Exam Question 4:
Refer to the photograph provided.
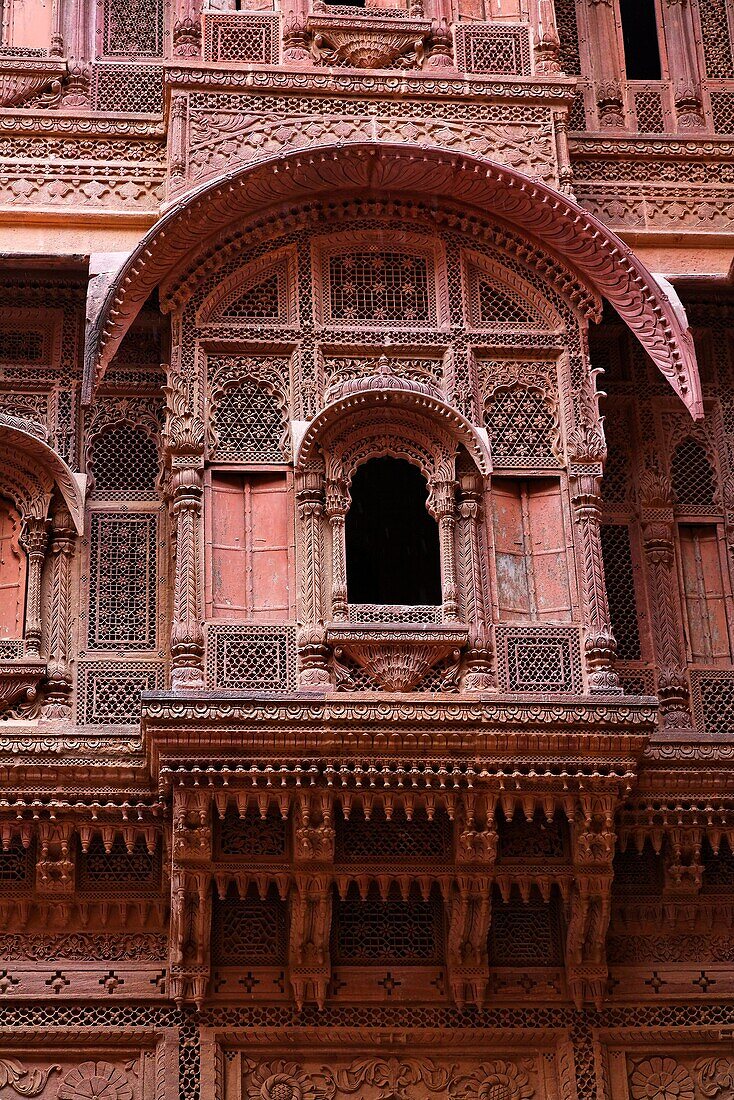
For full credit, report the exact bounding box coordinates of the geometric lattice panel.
[691,669,734,735]
[335,808,453,864]
[203,14,280,63]
[77,661,164,725]
[205,624,297,691]
[87,513,158,650]
[91,425,159,500]
[495,625,582,693]
[326,252,432,324]
[332,897,445,966]
[211,894,287,966]
[498,813,567,860]
[670,437,717,509]
[100,0,164,56]
[216,807,288,859]
[454,24,531,75]
[485,388,557,466]
[92,64,164,113]
[489,892,565,967]
[78,837,160,892]
[600,524,642,661]
[210,380,288,463]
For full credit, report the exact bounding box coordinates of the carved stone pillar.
[580,0,626,128]
[661,0,705,130]
[534,0,561,74]
[640,487,691,726]
[457,470,494,691]
[429,478,460,622]
[42,505,76,719]
[170,464,205,691]
[165,375,206,692]
[297,465,331,690]
[170,787,212,1009]
[21,516,49,659]
[566,793,616,1009]
[570,467,621,692]
[50,0,65,55]
[325,477,349,623]
[173,0,203,57]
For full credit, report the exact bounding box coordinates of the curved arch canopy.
[84,142,702,419]
[0,418,85,533]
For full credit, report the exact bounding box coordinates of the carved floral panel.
[600,1031,734,1100]
[0,1028,177,1100]
[202,1030,573,1100]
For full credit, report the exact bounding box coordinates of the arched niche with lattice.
[196,245,298,328]
[311,230,449,330]
[206,355,291,464]
[670,434,719,512]
[462,251,564,333]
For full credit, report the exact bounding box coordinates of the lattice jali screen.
[92,64,164,113]
[632,86,666,134]
[489,893,565,967]
[324,250,433,325]
[0,840,31,884]
[691,669,734,735]
[97,0,164,56]
[710,89,734,134]
[615,663,656,698]
[495,625,582,693]
[77,660,164,725]
[474,278,545,329]
[78,838,160,892]
[209,379,288,463]
[211,892,288,966]
[700,0,734,78]
[484,388,559,467]
[554,0,581,75]
[216,806,288,859]
[0,328,43,363]
[454,24,531,76]
[90,424,159,500]
[335,808,452,863]
[670,437,718,509]
[203,13,281,63]
[331,896,445,965]
[498,814,567,860]
[347,603,442,625]
[205,624,297,691]
[0,640,24,661]
[600,524,642,661]
[88,513,158,651]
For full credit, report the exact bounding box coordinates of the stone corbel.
[447,874,493,1009]
[289,871,333,1011]
[565,794,616,1008]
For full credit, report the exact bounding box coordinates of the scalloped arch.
[84,142,702,419]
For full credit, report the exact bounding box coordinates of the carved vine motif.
[0,1059,59,1097]
[244,1057,537,1100]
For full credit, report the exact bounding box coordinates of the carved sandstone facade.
[0,0,731,1098]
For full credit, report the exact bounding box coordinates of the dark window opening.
[620,0,662,79]
[346,457,442,606]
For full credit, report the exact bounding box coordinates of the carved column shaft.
[661,0,705,129]
[571,471,620,692]
[22,517,49,658]
[642,516,691,726]
[170,464,205,691]
[326,478,349,623]
[430,479,460,622]
[296,469,331,690]
[457,473,493,690]
[581,0,626,128]
[43,505,76,717]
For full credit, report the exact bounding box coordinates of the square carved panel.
[596,1027,734,1099]
[201,1027,575,1100]
[0,1027,178,1100]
